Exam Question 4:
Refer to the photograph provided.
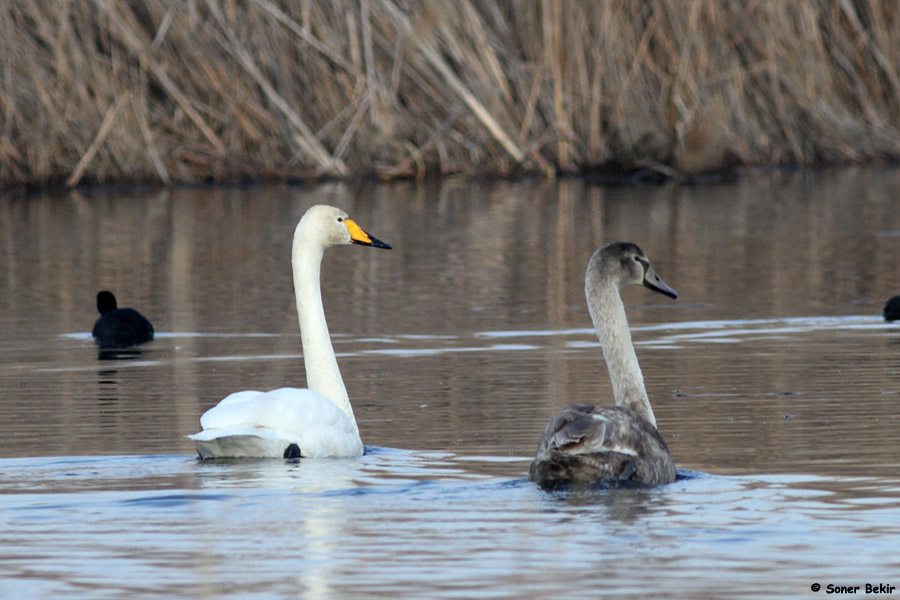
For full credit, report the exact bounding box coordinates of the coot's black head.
[96,291,118,314]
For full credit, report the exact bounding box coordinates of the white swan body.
[188,389,362,458]
[529,242,678,488]
[189,205,391,459]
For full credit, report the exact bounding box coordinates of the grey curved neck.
[587,282,657,427]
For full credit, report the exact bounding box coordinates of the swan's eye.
[337,217,343,222]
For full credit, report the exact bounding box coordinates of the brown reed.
[2,0,900,187]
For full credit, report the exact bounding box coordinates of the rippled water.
[2,169,900,597]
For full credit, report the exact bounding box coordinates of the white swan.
[529,242,678,488]
[188,205,391,459]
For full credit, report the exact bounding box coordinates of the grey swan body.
[529,242,678,489]
[92,291,154,348]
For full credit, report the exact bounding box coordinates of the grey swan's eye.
[337,217,343,222]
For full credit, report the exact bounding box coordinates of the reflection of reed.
[170,197,199,448]
[2,170,900,472]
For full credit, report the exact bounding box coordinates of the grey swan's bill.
[885,295,900,322]
[529,242,678,489]
[188,205,391,459]
[92,291,154,348]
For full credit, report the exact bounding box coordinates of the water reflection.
[97,347,147,361]
[5,171,900,598]
[1,169,900,471]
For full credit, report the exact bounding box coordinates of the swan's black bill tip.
[352,236,391,250]
[643,279,677,299]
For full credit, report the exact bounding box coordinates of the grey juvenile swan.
[188,205,391,459]
[529,242,678,489]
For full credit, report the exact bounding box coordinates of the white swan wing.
[206,390,267,411]
[188,387,363,458]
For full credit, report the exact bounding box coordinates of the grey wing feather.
[530,404,675,487]
[536,405,644,459]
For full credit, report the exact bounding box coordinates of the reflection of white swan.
[529,242,678,488]
[189,205,391,459]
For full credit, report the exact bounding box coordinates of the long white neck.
[586,279,657,427]
[292,231,357,427]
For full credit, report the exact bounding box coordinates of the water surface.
[2,169,900,597]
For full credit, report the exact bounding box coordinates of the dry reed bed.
[2,0,900,187]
